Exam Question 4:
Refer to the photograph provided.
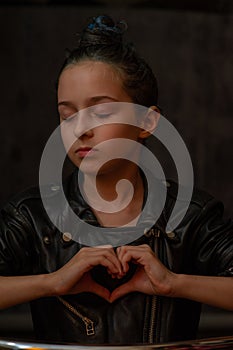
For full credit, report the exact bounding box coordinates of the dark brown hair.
[58,15,158,108]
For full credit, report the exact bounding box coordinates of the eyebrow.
[57,96,119,108]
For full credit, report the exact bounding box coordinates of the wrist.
[42,272,61,297]
[163,271,179,297]
[169,273,190,298]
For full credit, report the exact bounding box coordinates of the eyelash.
[62,113,77,122]
[61,109,113,122]
[93,112,112,118]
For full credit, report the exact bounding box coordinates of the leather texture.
[0,170,232,344]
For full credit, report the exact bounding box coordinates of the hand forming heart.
[84,244,174,303]
[77,263,155,303]
[54,244,174,302]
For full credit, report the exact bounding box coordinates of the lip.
[75,147,96,158]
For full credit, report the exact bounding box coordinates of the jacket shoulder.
[3,183,64,211]
[161,179,225,239]
[166,179,215,208]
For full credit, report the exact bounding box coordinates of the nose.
[73,110,94,139]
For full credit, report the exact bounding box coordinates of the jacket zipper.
[57,296,95,336]
[148,295,157,343]
[146,228,161,343]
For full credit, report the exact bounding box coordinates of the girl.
[0,15,232,344]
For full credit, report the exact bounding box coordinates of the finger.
[80,279,111,302]
[95,255,121,275]
[79,248,122,274]
[89,282,111,302]
[116,247,129,274]
[110,283,134,303]
[91,247,123,273]
[106,268,119,279]
[118,245,154,269]
[117,246,143,273]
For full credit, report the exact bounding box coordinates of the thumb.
[87,281,111,302]
[110,282,134,303]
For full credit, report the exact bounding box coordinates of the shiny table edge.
[0,336,233,350]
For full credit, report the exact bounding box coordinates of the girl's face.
[57,60,146,175]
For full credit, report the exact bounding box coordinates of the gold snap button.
[51,185,60,191]
[162,180,171,188]
[62,232,72,242]
[166,231,176,238]
[43,236,51,245]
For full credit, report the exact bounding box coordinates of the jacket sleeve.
[0,201,35,276]
[189,198,233,277]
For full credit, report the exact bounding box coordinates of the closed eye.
[93,112,112,118]
[61,112,78,122]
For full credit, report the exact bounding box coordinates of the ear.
[139,106,160,140]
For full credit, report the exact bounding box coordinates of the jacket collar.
[66,168,167,235]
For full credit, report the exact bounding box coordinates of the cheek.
[115,126,142,143]
[98,125,140,140]
[60,122,77,153]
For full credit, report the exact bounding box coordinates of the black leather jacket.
[0,170,232,344]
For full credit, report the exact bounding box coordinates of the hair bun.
[79,15,127,48]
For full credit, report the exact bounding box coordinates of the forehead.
[58,61,129,101]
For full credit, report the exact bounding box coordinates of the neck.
[81,161,144,224]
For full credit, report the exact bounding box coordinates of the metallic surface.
[1,336,233,349]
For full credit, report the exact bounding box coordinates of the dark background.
[0,0,232,343]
